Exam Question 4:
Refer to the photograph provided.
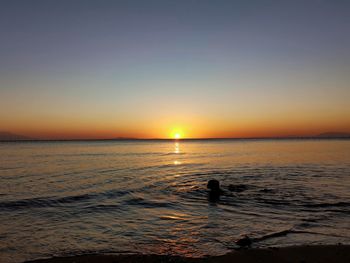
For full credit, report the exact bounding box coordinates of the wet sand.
[25,244,350,263]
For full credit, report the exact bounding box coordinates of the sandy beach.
[24,245,350,263]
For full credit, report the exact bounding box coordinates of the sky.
[1,0,349,139]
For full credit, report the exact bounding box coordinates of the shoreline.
[24,244,350,263]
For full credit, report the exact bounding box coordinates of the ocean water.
[0,139,349,263]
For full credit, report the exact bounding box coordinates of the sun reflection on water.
[174,142,180,154]
[173,142,181,165]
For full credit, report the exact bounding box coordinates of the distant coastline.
[1,132,350,142]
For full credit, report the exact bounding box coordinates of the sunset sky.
[1,0,349,139]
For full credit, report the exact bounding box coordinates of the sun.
[170,128,184,139]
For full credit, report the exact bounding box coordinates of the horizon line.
[1,135,350,142]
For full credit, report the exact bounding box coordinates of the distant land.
[1,131,350,141]
[0,131,33,141]
[316,132,350,138]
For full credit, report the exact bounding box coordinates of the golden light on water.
[174,142,180,154]
[173,141,181,165]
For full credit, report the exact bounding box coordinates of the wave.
[303,201,350,208]
[123,197,174,208]
[235,228,350,247]
[0,189,130,211]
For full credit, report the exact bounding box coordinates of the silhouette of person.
[207,179,224,202]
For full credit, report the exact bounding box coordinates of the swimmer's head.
[207,179,221,192]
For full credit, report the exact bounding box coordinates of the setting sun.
[170,128,184,139]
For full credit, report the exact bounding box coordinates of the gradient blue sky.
[1,0,349,138]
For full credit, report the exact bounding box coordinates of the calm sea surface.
[0,139,349,262]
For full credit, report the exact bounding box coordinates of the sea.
[0,139,349,263]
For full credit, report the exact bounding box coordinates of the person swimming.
[207,179,224,201]
[207,179,249,202]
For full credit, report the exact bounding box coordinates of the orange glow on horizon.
[4,113,350,140]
